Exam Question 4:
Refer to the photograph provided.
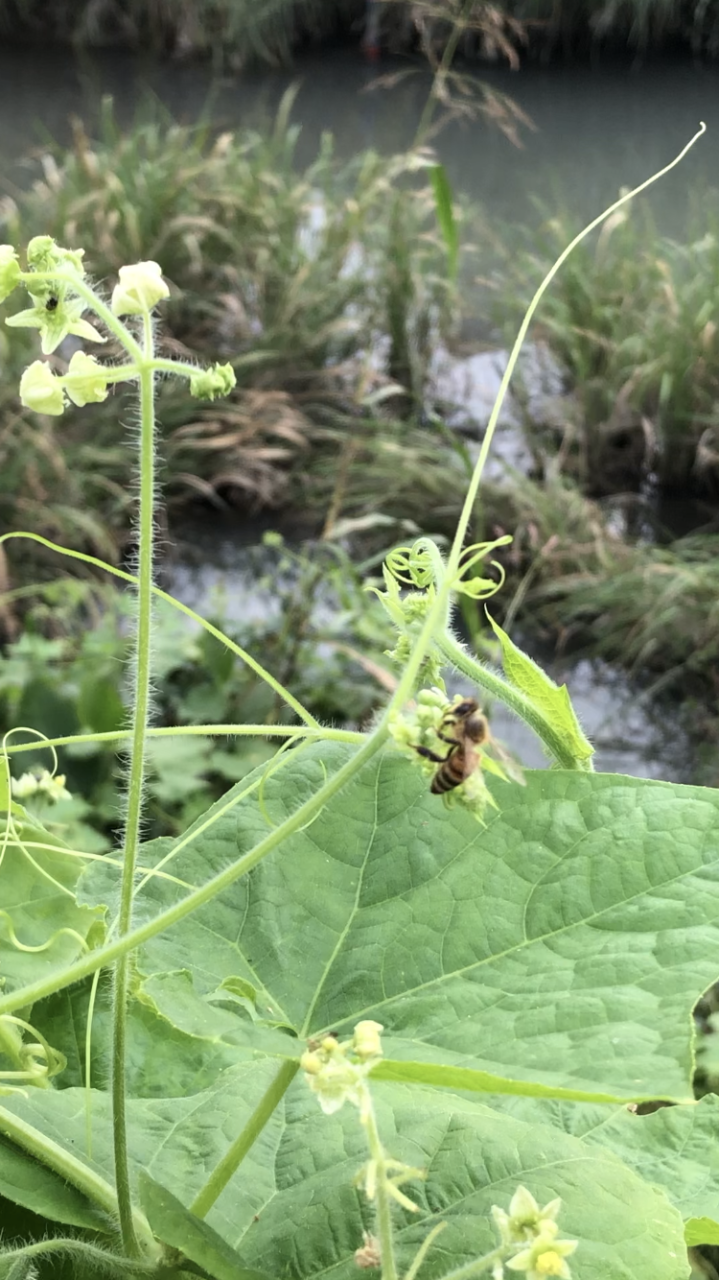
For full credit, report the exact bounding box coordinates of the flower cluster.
[301,1020,384,1117]
[492,1187,577,1280]
[11,768,71,804]
[0,239,237,416]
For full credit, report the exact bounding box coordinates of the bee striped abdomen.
[430,751,466,793]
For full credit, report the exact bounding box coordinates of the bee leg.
[413,745,452,764]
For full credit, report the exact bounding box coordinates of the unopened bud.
[111,260,169,315]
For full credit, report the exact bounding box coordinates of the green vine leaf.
[490,1092,719,1248]
[0,1135,109,1231]
[0,1079,687,1280]
[685,1217,719,1246]
[486,612,594,763]
[77,745,719,1101]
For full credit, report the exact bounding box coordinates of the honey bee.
[414,697,525,796]
[414,697,489,794]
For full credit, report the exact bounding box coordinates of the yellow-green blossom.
[189,362,237,400]
[492,1187,562,1247]
[0,246,20,302]
[7,296,105,356]
[63,351,110,406]
[301,1021,384,1115]
[19,361,65,416]
[111,260,169,315]
[506,1233,577,1279]
[301,1047,366,1115]
[11,769,71,803]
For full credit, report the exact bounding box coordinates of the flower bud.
[111,261,169,315]
[353,1020,383,1061]
[189,362,236,401]
[26,236,85,277]
[19,360,65,416]
[63,351,110,406]
[0,246,20,302]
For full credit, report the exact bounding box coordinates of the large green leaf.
[0,1136,108,1231]
[491,1093,719,1247]
[0,1077,687,1280]
[79,745,719,1101]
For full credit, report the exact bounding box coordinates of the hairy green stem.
[0,728,388,1019]
[0,532,321,729]
[4,725,364,756]
[191,1059,298,1218]
[437,633,588,770]
[0,1239,154,1277]
[112,316,156,1259]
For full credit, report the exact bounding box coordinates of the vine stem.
[4,725,364,757]
[111,311,156,1259]
[191,1060,298,1218]
[360,1088,398,1280]
[385,124,708,727]
[445,122,707,587]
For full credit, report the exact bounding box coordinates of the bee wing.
[483,733,526,786]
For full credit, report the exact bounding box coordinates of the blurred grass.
[488,197,719,494]
[0,1,717,61]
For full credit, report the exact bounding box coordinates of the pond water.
[1,42,714,785]
[1,46,716,229]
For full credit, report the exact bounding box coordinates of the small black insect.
[45,296,59,312]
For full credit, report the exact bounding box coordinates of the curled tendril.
[384,544,436,589]
[0,908,88,955]
[0,1013,67,1085]
[450,536,513,600]
[384,535,512,600]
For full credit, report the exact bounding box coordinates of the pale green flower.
[0,246,20,302]
[506,1234,577,1279]
[7,295,105,355]
[11,769,71,802]
[301,1049,364,1115]
[111,260,169,315]
[189,362,237,400]
[493,1188,562,1246]
[63,351,110,406]
[301,1021,384,1115]
[19,360,65,416]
